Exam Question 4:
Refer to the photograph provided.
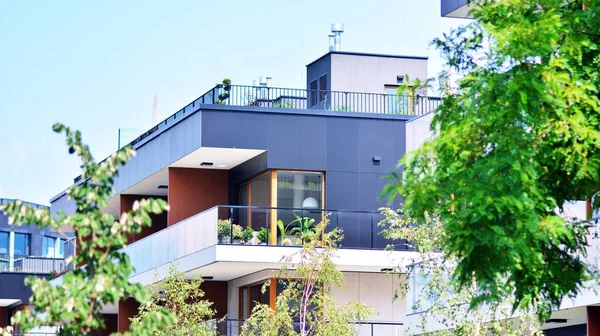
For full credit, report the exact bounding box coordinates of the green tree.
[0,124,175,335]
[131,263,216,336]
[383,0,600,320]
[242,222,375,336]
[379,207,544,336]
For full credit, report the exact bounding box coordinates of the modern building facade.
[45,49,440,335]
[0,198,72,329]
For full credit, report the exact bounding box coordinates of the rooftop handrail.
[0,198,48,209]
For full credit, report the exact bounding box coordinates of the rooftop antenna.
[152,95,159,126]
[331,23,344,51]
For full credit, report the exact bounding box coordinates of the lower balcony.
[123,205,415,279]
[0,254,69,274]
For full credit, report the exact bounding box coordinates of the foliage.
[383,0,600,320]
[216,78,232,104]
[131,263,215,336]
[232,224,244,240]
[379,207,543,336]
[272,101,295,109]
[277,219,293,245]
[241,227,254,243]
[0,124,175,335]
[217,219,232,238]
[289,215,317,243]
[257,227,269,243]
[243,221,375,336]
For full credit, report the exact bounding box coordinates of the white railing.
[122,207,218,276]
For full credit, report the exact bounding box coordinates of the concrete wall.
[329,53,428,94]
[226,271,405,324]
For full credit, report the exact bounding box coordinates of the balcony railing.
[216,205,412,251]
[122,85,441,157]
[211,318,404,336]
[122,205,413,277]
[0,254,69,274]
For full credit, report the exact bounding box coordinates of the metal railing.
[216,205,412,251]
[0,198,48,210]
[212,318,404,336]
[0,254,69,274]
[225,84,441,115]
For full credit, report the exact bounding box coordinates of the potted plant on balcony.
[232,224,244,244]
[241,227,254,245]
[277,219,293,246]
[257,227,269,245]
[290,215,317,245]
[217,219,232,244]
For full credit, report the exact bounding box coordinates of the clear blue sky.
[0,0,465,205]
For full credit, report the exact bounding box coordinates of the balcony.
[0,254,69,274]
[123,206,414,278]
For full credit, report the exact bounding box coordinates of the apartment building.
[0,198,71,329]
[43,42,441,334]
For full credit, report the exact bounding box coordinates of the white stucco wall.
[226,271,406,335]
[330,54,428,94]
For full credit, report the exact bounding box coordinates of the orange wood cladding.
[120,194,168,243]
[200,281,228,318]
[0,307,5,328]
[168,168,228,226]
[117,298,140,333]
[589,306,600,336]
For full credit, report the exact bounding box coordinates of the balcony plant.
[290,215,317,245]
[277,220,293,246]
[217,219,232,244]
[241,227,254,244]
[232,224,244,244]
[257,227,269,245]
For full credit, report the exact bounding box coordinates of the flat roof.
[306,51,428,67]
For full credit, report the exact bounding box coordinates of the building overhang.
[441,0,473,18]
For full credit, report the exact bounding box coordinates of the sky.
[0,0,466,205]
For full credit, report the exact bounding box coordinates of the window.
[0,232,8,254]
[310,80,318,107]
[43,236,64,258]
[318,74,328,102]
[276,171,323,228]
[13,233,30,256]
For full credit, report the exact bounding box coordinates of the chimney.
[328,34,335,51]
[331,23,344,51]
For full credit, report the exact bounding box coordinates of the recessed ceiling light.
[202,276,214,280]
[200,162,214,167]
[380,268,394,273]
[157,185,168,189]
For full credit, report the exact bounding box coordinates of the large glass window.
[43,236,64,258]
[13,233,30,256]
[0,232,8,254]
[276,171,323,228]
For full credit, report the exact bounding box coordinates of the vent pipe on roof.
[331,23,344,51]
[328,34,335,51]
